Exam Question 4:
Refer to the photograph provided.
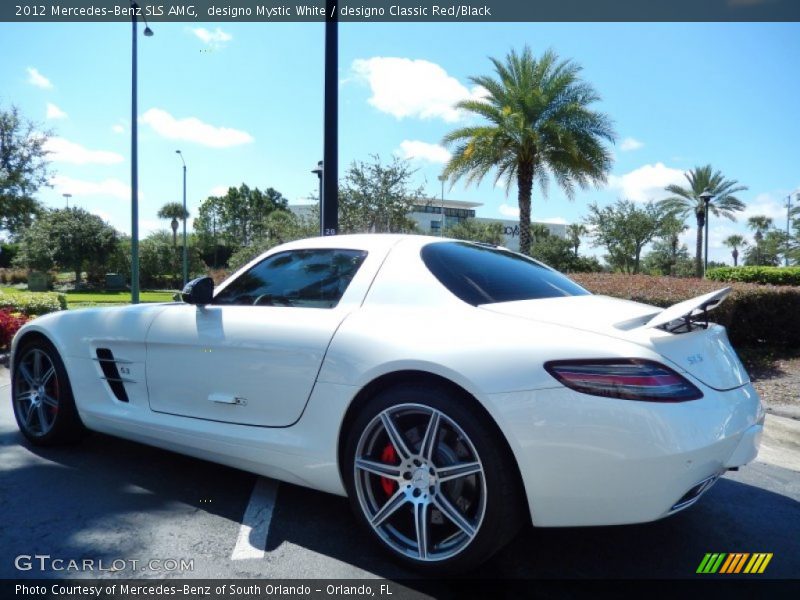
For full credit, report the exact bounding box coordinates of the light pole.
[312,161,323,235]
[62,193,72,208]
[437,175,446,236]
[700,188,714,276]
[130,1,153,304]
[786,192,799,267]
[175,150,187,286]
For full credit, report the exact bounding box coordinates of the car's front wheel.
[12,338,86,446]
[343,384,522,572]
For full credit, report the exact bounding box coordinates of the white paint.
[231,478,278,560]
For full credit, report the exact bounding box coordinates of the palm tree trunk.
[517,162,534,255]
[694,209,705,278]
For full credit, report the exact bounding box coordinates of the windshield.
[421,242,590,306]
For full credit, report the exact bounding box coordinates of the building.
[290,198,567,252]
[412,199,567,252]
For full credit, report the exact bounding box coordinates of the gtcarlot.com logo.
[696,552,773,574]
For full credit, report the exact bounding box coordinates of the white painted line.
[231,477,279,560]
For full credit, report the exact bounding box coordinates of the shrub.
[0,309,29,349]
[0,290,66,316]
[570,273,800,349]
[0,268,28,285]
[706,266,800,287]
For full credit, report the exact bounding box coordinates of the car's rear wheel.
[12,339,86,446]
[343,384,522,572]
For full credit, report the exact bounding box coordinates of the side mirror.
[181,276,214,305]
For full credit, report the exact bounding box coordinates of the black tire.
[343,383,523,573]
[11,337,86,446]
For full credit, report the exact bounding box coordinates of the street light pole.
[176,150,187,286]
[786,192,798,267]
[130,1,153,304]
[700,188,714,277]
[312,161,323,235]
[62,193,72,208]
[437,175,446,236]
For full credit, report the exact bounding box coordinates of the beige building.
[290,198,567,252]
[410,199,567,252]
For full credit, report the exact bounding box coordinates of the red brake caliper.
[380,444,397,496]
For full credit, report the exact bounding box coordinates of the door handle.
[209,393,247,406]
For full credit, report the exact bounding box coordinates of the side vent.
[95,348,130,402]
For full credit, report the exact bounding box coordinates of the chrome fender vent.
[95,348,130,403]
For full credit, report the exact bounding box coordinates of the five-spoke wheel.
[12,339,85,445]
[344,384,522,572]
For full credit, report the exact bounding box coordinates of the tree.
[445,219,505,245]
[658,165,747,277]
[338,155,422,234]
[0,105,50,238]
[586,200,667,274]
[566,224,588,257]
[157,202,190,246]
[14,208,119,284]
[530,235,602,273]
[722,234,747,266]
[747,215,773,266]
[138,230,205,288]
[442,46,615,255]
[194,184,289,250]
[227,211,317,271]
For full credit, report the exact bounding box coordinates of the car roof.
[272,233,449,253]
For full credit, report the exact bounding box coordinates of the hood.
[480,293,748,391]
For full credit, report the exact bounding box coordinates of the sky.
[1,21,799,263]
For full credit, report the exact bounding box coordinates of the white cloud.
[620,137,644,152]
[209,185,230,197]
[44,137,124,165]
[351,57,486,123]
[46,103,67,120]
[190,27,232,46]
[741,192,789,223]
[397,140,451,164]
[499,203,519,218]
[112,124,125,134]
[141,108,254,148]
[27,67,53,89]
[607,162,686,202]
[50,175,136,200]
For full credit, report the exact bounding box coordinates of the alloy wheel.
[353,403,487,562]
[14,348,60,437]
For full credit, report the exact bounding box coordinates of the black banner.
[4,579,800,600]
[3,0,800,23]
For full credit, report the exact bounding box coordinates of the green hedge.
[0,290,67,316]
[571,273,800,349]
[706,266,800,286]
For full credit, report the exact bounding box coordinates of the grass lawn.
[0,286,176,308]
[64,290,177,307]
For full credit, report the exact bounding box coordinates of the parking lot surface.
[1,366,798,581]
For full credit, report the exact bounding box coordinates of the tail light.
[544,358,703,402]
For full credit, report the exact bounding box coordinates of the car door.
[145,248,368,427]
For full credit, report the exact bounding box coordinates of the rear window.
[421,242,589,306]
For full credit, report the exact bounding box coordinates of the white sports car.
[10,234,763,571]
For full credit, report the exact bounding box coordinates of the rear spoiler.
[644,287,732,330]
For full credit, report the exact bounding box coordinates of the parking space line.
[231,477,279,560]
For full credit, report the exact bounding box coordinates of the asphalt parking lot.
[1,366,798,582]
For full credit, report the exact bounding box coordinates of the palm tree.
[157,202,190,246]
[722,234,747,267]
[658,165,747,277]
[442,47,615,255]
[566,223,588,257]
[530,223,551,244]
[747,215,773,266]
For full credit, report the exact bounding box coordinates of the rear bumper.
[486,382,763,527]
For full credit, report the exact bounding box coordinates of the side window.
[213,249,368,308]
